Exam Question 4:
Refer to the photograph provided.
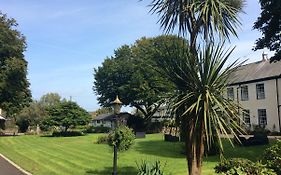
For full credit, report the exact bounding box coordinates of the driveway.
[0,154,30,175]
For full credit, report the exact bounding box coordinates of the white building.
[91,112,131,128]
[227,55,281,132]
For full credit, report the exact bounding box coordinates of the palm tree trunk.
[186,119,205,175]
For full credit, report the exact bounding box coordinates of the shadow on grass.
[204,140,272,163]
[134,140,185,158]
[86,166,137,175]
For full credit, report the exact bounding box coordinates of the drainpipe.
[236,85,241,125]
[276,78,281,132]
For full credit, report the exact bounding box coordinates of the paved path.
[0,154,30,175]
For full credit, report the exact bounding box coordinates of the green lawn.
[0,134,271,175]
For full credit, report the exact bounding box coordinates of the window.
[258,109,267,126]
[227,87,234,100]
[241,86,249,101]
[97,120,100,124]
[256,83,265,99]
[242,110,250,126]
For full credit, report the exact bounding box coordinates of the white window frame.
[242,109,250,126]
[241,86,249,101]
[227,87,234,100]
[256,83,265,99]
[258,109,267,126]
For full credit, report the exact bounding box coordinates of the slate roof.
[94,113,115,121]
[229,59,281,85]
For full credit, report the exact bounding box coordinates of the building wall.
[228,78,281,132]
[91,120,113,128]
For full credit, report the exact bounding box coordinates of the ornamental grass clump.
[137,160,167,175]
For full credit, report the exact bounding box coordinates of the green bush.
[52,131,84,137]
[146,122,164,134]
[214,158,276,175]
[96,135,108,144]
[84,125,110,133]
[262,140,281,175]
[136,160,166,175]
[127,115,145,132]
[16,118,30,133]
[108,125,135,151]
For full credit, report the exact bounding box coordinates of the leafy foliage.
[84,125,111,133]
[108,125,135,151]
[253,0,281,61]
[137,160,167,175]
[16,100,48,130]
[41,101,91,132]
[51,131,84,137]
[93,107,113,116]
[0,13,31,117]
[148,0,244,51]
[155,42,243,174]
[39,93,61,106]
[214,158,276,175]
[16,117,29,133]
[96,135,109,144]
[127,115,145,132]
[262,140,281,174]
[93,35,183,119]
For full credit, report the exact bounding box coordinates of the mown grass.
[0,134,271,175]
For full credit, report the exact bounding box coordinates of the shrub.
[127,115,145,132]
[146,122,164,134]
[16,118,30,133]
[96,135,109,144]
[136,160,167,175]
[85,126,110,133]
[52,131,84,137]
[262,140,281,175]
[214,158,276,175]
[108,125,135,151]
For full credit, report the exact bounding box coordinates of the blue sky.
[0,0,272,111]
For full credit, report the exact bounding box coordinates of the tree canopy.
[39,92,62,107]
[148,0,244,51]
[94,35,185,119]
[0,12,31,117]
[253,0,281,61]
[42,101,91,132]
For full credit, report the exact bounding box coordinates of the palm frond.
[156,42,245,156]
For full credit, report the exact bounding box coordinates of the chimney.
[262,52,268,61]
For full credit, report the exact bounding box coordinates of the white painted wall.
[228,78,281,132]
[91,120,113,128]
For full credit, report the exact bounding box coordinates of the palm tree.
[155,43,244,175]
[149,0,244,52]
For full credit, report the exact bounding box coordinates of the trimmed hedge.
[52,131,84,137]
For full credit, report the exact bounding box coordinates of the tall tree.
[0,12,31,117]
[39,92,61,106]
[94,35,181,120]
[156,43,243,175]
[147,0,244,174]
[253,0,281,61]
